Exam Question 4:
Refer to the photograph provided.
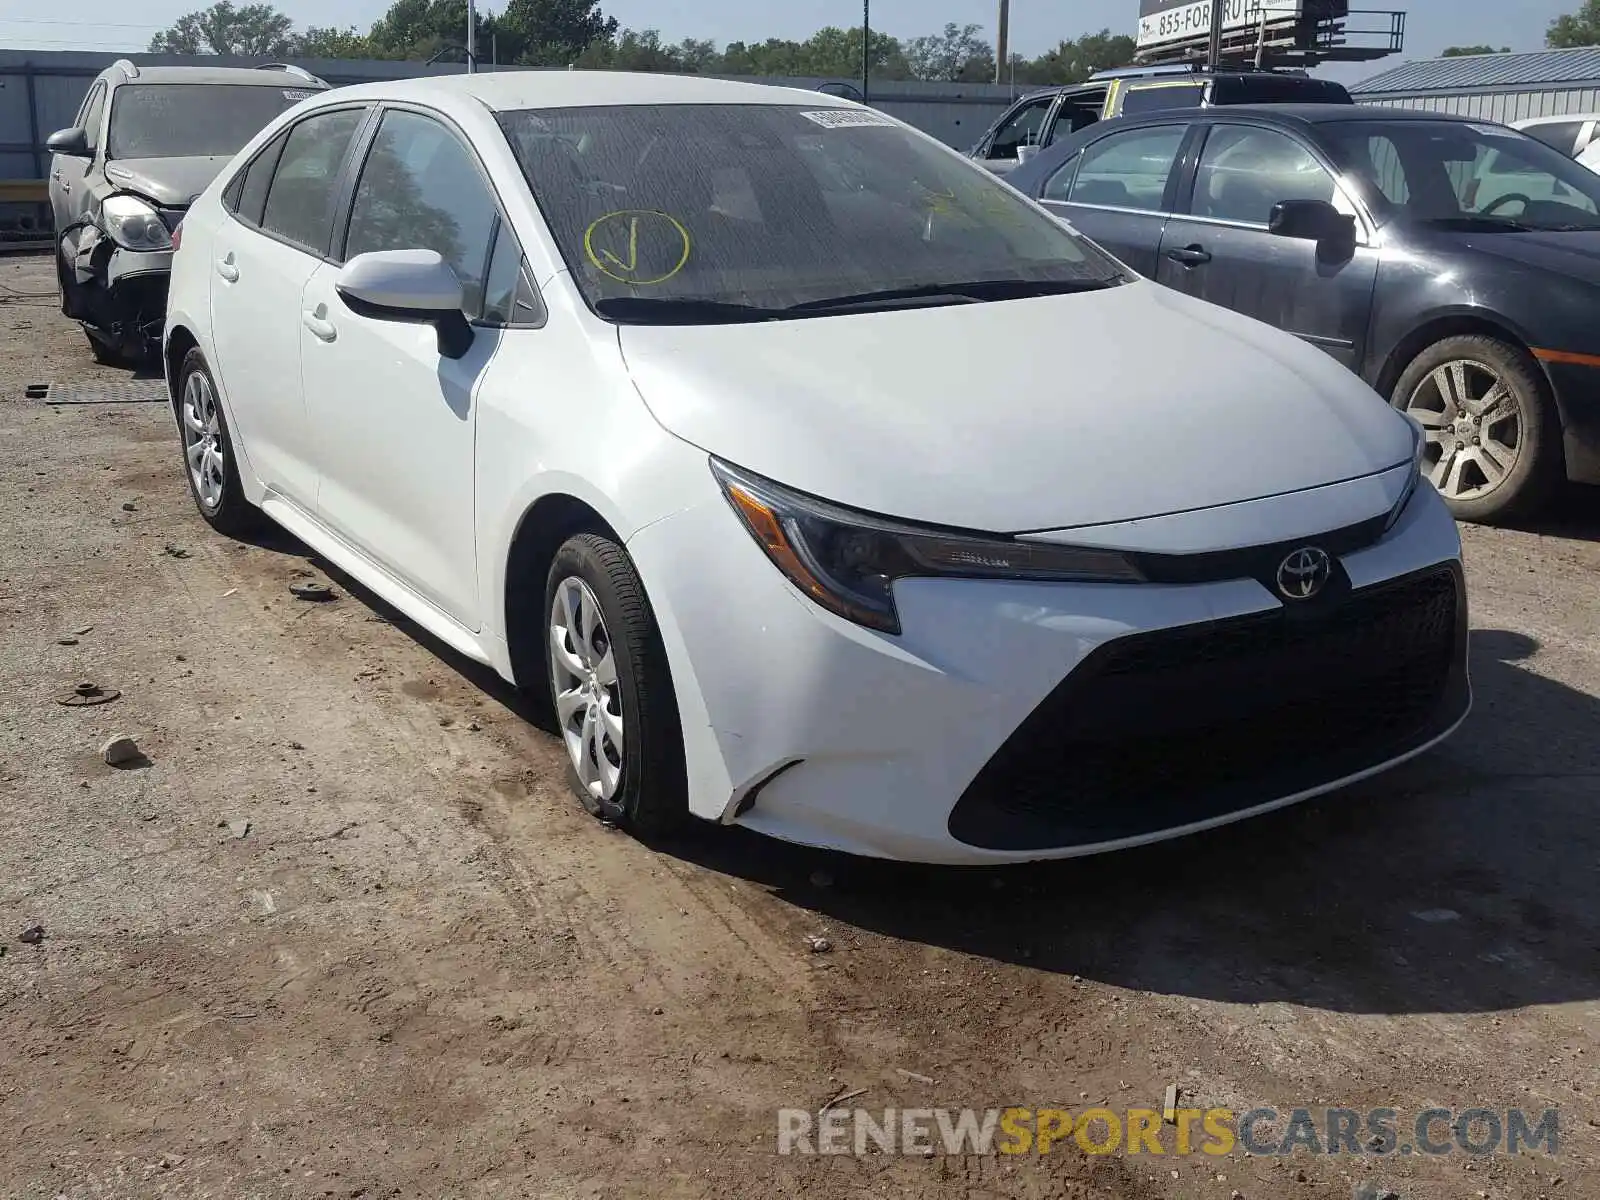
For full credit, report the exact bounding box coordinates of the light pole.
[466,0,477,73]
[861,0,870,104]
[995,0,1009,85]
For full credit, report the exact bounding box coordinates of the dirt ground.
[2,249,1598,1200]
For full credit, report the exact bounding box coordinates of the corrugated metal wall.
[1365,87,1600,123]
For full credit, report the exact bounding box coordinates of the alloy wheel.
[181,371,226,511]
[549,576,624,802]
[1404,358,1523,502]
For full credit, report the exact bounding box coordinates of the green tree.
[1549,0,1600,47]
[904,22,993,81]
[1441,44,1509,56]
[500,0,618,66]
[295,26,372,57]
[366,0,493,60]
[1020,29,1137,85]
[574,28,684,71]
[149,1,297,55]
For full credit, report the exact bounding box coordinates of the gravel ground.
[2,250,1598,1200]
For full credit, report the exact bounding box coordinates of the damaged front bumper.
[60,223,174,358]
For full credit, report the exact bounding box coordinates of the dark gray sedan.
[1008,104,1600,522]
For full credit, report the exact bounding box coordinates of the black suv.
[969,65,1351,175]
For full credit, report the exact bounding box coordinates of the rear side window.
[1120,83,1204,116]
[260,108,365,254]
[1523,120,1584,154]
[1067,125,1186,211]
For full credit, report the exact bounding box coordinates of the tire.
[175,347,260,537]
[544,533,687,838]
[1391,334,1561,523]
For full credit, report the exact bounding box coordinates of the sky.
[0,1,1585,83]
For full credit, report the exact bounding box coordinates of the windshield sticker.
[1466,123,1513,138]
[800,109,898,130]
[281,89,317,101]
[584,210,692,285]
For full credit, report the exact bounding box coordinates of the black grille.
[947,565,1468,852]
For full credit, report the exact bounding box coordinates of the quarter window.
[1067,125,1186,212]
[1193,125,1337,225]
[344,110,500,318]
[260,108,365,253]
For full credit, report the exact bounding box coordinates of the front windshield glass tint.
[1322,120,1600,231]
[497,104,1126,316]
[108,84,315,160]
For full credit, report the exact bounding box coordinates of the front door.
[1037,122,1190,277]
[1155,123,1378,370]
[298,107,505,629]
[50,83,104,238]
[208,106,368,507]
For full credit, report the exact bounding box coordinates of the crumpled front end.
[59,209,178,360]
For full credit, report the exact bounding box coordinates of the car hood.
[1428,227,1600,284]
[617,281,1414,532]
[103,156,231,208]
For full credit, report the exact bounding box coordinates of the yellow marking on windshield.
[583,210,692,285]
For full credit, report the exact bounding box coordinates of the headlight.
[100,194,172,252]
[712,459,1143,635]
[1385,415,1426,532]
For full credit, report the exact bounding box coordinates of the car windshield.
[107,84,316,160]
[1322,119,1600,232]
[497,104,1128,321]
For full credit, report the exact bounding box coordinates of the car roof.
[1187,103,1486,125]
[320,70,836,112]
[106,64,327,88]
[1513,112,1600,126]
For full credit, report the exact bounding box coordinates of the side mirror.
[334,249,474,359]
[46,127,91,158]
[1269,199,1357,256]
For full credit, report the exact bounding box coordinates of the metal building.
[1350,46,1600,122]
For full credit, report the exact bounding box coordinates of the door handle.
[302,308,337,342]
[1166,245,1212,266]
[215,255,239,283]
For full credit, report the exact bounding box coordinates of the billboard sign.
[1136,0,1303,51]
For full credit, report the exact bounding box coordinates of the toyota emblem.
[1276,547,1333,601]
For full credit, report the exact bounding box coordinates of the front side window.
[1323,119,1600,231]
[106,84,317,160]
[1067,125,1186,211]
[1192,125,1337,225]
[80,84,108,152]
[260,108,365,253]
[497,104,1125,322]
[988,97,1053,160]
[345,110,500,316]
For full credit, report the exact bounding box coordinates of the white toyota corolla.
[164,71,1468,864]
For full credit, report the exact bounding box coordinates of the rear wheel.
[1391,334,1560,523]
[176,347,259,536]
[545,533,687,838]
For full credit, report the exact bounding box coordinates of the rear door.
[208,105,369,508]
[975,93,1059,175]
[1155,121,1378,370]
[1035,121,1191,277]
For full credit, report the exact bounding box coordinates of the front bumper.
[60,223,172,354]
[627,478,1467,865]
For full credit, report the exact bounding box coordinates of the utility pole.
[1207,0,1225,69]
[861,0,870,104]
[995,0,1010,85]
[465,0,477,72]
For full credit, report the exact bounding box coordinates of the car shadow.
[1501,482,1600,541]
[224,521,1600,1016]
[658,626,1600,1016]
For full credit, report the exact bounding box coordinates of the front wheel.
[1391,334,1561,523]
[545,533,687,838]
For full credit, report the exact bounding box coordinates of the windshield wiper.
[1422,215,1534,233]
[784,277,1120,314]
[592,296,782,324]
